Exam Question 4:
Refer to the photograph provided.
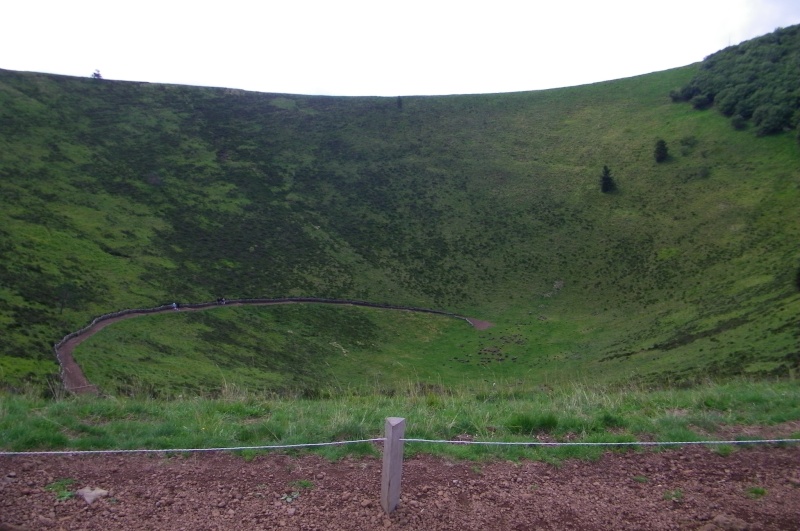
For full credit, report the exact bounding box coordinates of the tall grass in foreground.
[1,379,798,462]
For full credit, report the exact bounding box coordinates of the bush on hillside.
[752,103,794,136]
[731,114,747,130]
[690,94,713,110]
[671,24,800,139]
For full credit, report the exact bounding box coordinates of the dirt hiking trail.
[55,299,492,394]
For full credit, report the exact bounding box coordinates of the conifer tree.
[654,139,668,162]
[600,165,616,193]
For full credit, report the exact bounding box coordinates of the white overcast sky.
[2,0,800,96]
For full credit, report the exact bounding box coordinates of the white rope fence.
[0,438,385,457]
[384,427,800,513]
[2,436,794,458]
[400,437,800,446]
[2,417,798,514]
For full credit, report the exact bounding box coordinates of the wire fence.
[4,418,798,514]
[400,437,800,447]
[2,435,798,457]
[0,438,386,457]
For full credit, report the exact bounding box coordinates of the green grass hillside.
[1,34,798,396]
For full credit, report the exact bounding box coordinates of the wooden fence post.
[381,417,405,514]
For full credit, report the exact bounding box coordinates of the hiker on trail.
[172,302,178,310]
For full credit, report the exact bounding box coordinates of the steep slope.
[0,50,798,393]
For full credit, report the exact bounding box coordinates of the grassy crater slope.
[0,57,798,394]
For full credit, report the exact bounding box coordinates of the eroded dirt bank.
[2,445,798,530]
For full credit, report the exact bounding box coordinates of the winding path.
[54,298,493,394]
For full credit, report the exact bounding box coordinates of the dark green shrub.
[506,412,559,434]
[598,411,626,429]
[753,104,792,135]
[690,94,713,110]
[731,114,747,130]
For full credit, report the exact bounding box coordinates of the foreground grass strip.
[1,379,798,461]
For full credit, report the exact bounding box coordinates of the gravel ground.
[2,445,799,530]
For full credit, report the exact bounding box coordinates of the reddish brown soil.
[465,318,493,330]
[2,445,798,530]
